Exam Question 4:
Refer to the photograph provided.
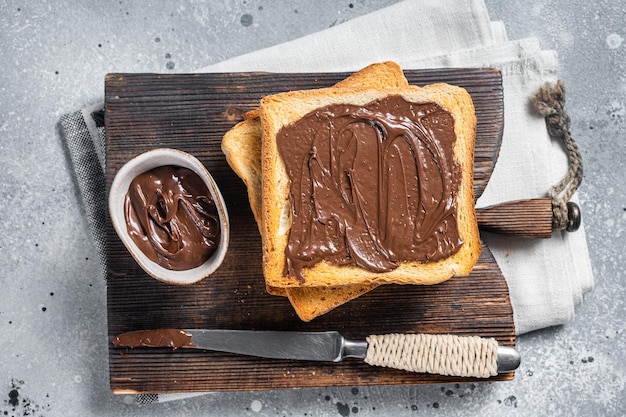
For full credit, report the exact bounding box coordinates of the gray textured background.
[1,1,624,416]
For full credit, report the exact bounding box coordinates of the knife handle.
[476,198,553,238]
[364,334,519,378]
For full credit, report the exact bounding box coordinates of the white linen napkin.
[60,0,593,403]
[192,0,593,335]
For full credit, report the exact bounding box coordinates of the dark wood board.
[104,68,513,394]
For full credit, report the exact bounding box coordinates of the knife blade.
[112,329,520,378]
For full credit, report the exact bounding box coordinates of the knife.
[112,329,520,378]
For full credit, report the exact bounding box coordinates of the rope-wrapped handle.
[364,334,499,378]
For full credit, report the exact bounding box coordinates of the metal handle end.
[497,346,521,373]
[566,201,581,232]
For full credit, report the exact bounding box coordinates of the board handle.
[364,333,519,378]
[476,198,555,238]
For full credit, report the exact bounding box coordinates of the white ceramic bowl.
[108,148,229,285]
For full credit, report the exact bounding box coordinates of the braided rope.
[364,334,498,378]
[531,80,584,230]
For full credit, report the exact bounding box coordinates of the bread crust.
[260,84,480,288]
[222,117,264,227]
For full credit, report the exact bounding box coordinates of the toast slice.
[222,110,265,228]
[222,62,406,317]
[260,83,480,289]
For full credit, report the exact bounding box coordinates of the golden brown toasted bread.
[222,61,480,320]
[222,62,407,316]
[259,83,480,289]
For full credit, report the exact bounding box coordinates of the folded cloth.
[60,0,593,403]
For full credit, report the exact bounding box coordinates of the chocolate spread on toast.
[276,95,462,280]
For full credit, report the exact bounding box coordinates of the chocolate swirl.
[124,165,221,270]
[276,95,462,280]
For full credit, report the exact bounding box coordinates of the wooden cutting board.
[104,68,514,394]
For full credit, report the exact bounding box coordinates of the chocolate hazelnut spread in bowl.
[108,148,229,285]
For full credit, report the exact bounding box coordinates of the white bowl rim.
[108,148,229,285]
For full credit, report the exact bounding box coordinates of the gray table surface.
[1,1,624,416]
